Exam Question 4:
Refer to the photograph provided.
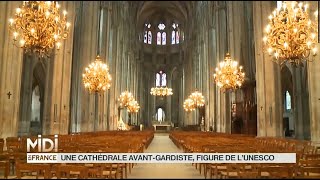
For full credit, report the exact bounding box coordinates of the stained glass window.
[162,73,167,86]
[157,32,161,45]
[148,31,152,44]
[162,32,166,45]
[172,23,180,44]
[158,23,165,30]
[155,71,167,87]
[176,31,179,44]
[156,73,160,87]
[172,31,176,44]
[144,31,147,43]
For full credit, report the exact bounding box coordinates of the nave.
[128,133,204,179]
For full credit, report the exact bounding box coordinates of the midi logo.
[27,135,58,152]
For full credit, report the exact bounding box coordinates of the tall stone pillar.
[42,1,76,135]
[308,43,320,143]
[0,1,24,139]
[70,1,99,133]
[253,1,282,137]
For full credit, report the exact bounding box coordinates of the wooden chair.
[299,167,320,179]
[16,162,51,179]
[259,165,294,179]
[0,161,9,179]
[101,163,118,179]
[56,164,89,179]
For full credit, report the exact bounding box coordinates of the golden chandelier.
[263,1,318,67]
[183,98,195,112]
[118,91,134,108]
[213,53,245,91]
[9,1,71,58]
[128,100,140,113]
[150,87,173,96]
[82,55,112,93]
[189,91,205,107]
[183,91,205,112]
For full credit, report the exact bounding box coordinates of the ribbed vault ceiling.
[135,1,191,28]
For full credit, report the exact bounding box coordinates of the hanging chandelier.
[189,91,205,107]
[82,55,112,93]
[213,53,245,91]
[118,91,134,108]
[183,98,195,112]
[263,1,318,67]
[9,1,71,58]
[150,87,173,96]
[128,100,140,113]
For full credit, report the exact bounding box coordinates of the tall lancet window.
[155,71,167,87]
[162,32,166,45]
[144,31,147,43]
[285,91,291,110]
[156,108,165,122]
[144,23,152,44]
[162,73,167,86]
[172,31,176,44]
[156,73,161,86]
[157,32,161,45]
[172,23,179,44]
[157,23,166,45]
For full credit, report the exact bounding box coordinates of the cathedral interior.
[0,1,320,179]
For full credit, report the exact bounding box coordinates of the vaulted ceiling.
[135,1,191,29]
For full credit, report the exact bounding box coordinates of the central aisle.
[128,133,205,179]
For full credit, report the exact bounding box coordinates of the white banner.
[27,153,296,164]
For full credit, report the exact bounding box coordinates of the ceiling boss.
[263,1,318,67]
[9,1,71,58]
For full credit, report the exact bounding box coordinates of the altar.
[152,121,173,132]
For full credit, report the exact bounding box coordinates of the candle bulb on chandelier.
[66,22,71,29]
[304,4,308,12]
[16,8,21,14]
[56,42,61,50]
[9,19,14,25]
[13,32,18,40]
[45,11,50,18]
[20,39,25,46]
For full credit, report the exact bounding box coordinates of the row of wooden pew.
[170,131,320,179]
[0,130,154,179]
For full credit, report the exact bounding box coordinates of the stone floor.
[128,133,205,179]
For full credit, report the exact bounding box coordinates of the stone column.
[0,1,24,139]
[253,1,282,137]
[308,43,320,143]
[69,1,99,133]
[42,1,76,135]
